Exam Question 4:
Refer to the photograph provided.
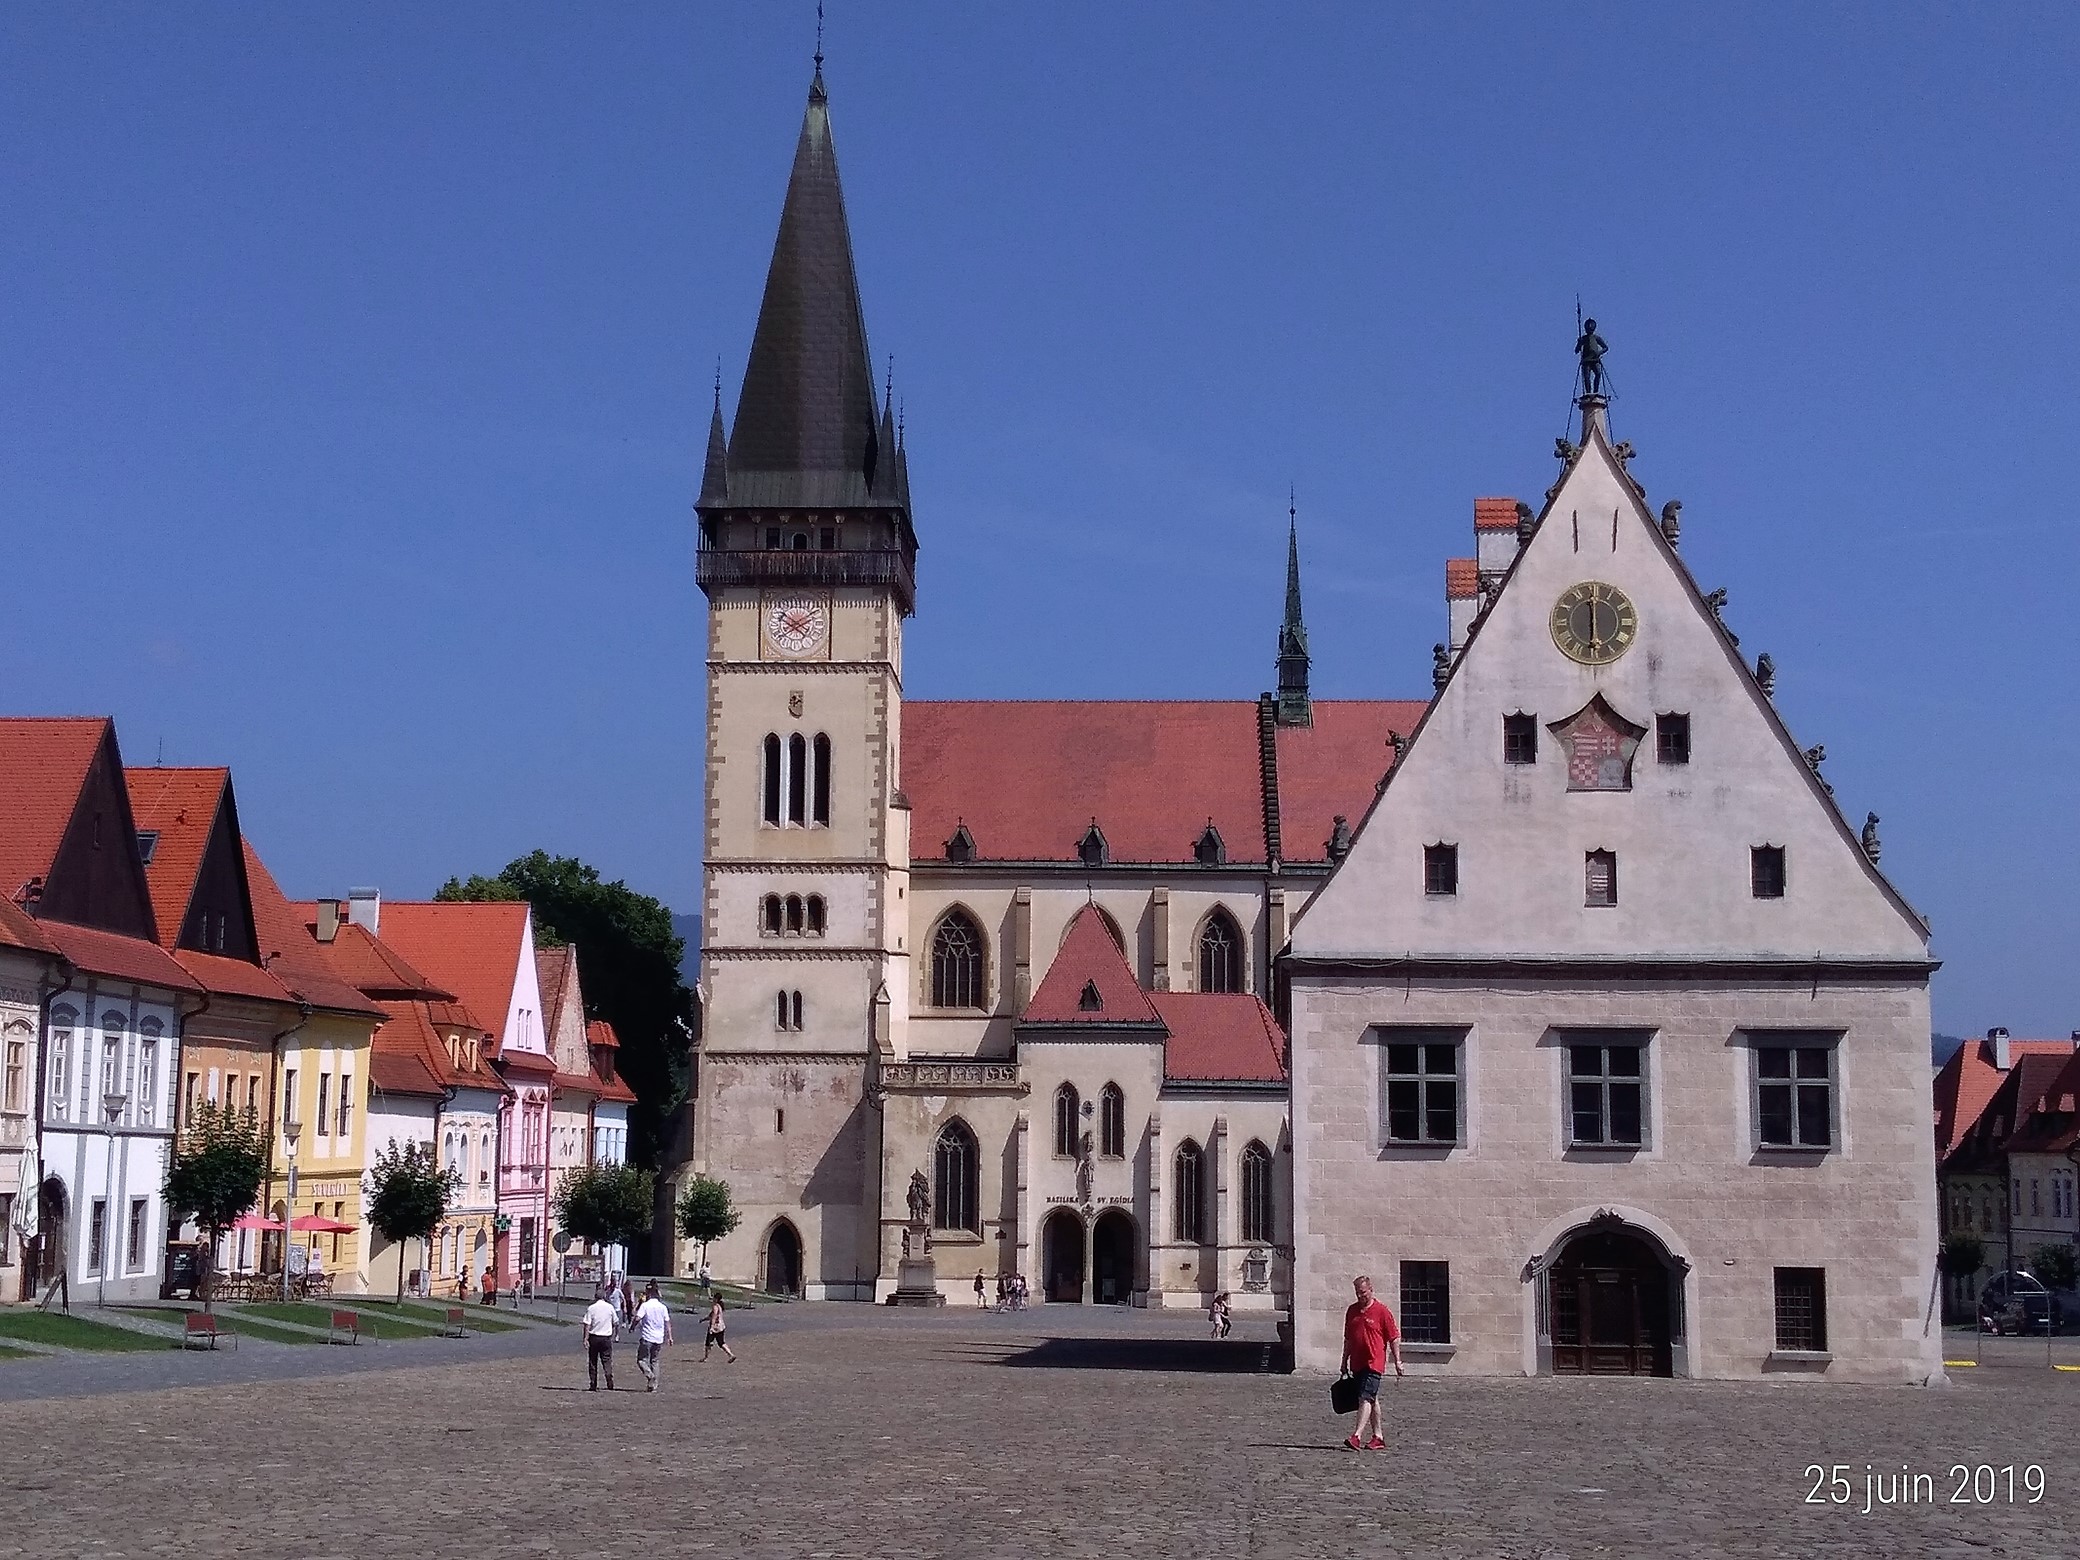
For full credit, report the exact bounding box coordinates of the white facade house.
[1287,404,1942,1383]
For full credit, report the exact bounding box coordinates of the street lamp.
[282,1118,302,1304]
[98,1092,128,1309]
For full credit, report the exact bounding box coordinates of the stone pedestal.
[889,1254,945,1307]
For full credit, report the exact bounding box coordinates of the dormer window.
[944,823,975,864]
[1078,822,1110,868]
[1078,979,1103,1012]
[136,830,160,866]
[1193,822,1225,867]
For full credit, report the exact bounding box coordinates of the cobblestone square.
[0,1306,2071,1558]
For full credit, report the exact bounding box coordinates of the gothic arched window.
[1240,1139,1274,1243]
[930,910,986,1010]
[934,1118,979,1233]
[806,895,826,935]
[1173,1139,1206,1244]
[761,894,782,935]
[785,894,804,933]
[1054,1084,1080,1158]
[812,733,831,825]
[787,733,808,824]
[761,734,783,825]
[1198,908,1244,993]
[1099,1083,1125,1159]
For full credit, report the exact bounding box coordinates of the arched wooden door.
[1091,1209,1136,1305]
[1042,1209,1085,1302]
[1548,1227,1674,1377]
[764,1222,802,1297]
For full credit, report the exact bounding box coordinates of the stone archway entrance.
[1091,1209,1136,1305]
[1042,1209,1085,1302]
[763,1221,802,1297]
[1546,1223,1677,1377]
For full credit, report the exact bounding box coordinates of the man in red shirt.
[1339,1274,1404,1449]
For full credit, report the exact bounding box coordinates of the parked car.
[1977,1271,2065,1335]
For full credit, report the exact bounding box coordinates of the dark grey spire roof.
[698,384,729,506]
[1275,502,1312,727]
[724,69,891,510]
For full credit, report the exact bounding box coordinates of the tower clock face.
[765,595,829,658]
[1550,581,1638,666]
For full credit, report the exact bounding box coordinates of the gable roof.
[1023,905,1161,1025]
[0,717,107,903]
[370,999,484,1098]
[1944,1049,2076,1171]
[1149,991,1288,1085]
[296,916,456,1004]
[376,901,532,1050]
[239,840,384,1018]
[904,700,1421,867]
[37,917,202,995]
[0,897,58,958]
[124,767,233,950]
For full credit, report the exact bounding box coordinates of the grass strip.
[0,1311,170,1352]
[0,1343,36,1361]
[235,1301,450,1340]
[386,1301,525,1333]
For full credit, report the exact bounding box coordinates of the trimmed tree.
[1939,1233,1986,1277]
[163,1102,271,1312]
[676,1174,742,1276]
[364,1139,461,1300]
[2026,1242,2077,1295]
[554,1162,657,1262]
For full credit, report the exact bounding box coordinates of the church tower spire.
[1275,492,1313,728]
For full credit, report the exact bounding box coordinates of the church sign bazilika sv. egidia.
[688,64,1943,1383]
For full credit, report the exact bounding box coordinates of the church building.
[690,62,1942,1377]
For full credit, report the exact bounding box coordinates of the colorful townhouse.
[377,899,553,1290]
[540,945,638,1274]
[0,719,199,1303]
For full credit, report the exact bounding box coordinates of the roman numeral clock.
[1550,581,1638,666]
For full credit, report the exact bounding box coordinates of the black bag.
[1329,1373,1361,1415]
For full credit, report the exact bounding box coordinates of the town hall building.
[688,62,1943,1380]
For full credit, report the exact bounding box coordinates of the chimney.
[346,887,380,936]
[1445,558,1479,656]
[1988,1026,2011,1070]
[1473,497,1522,583]
[315,899,343,943]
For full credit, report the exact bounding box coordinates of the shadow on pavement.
[998,1336,1290,1374]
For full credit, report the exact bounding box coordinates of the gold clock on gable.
[1550,581,1638,666]
[763,594,830,659]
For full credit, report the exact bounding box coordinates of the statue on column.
[1576,317,1608,397]
[906,1169,930,1231]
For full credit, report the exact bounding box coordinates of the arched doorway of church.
[1091,1209,1136,1306]
[1545,1223,1677,1377]
[763,1221,803,1297]
[1041,1209,1085,1303]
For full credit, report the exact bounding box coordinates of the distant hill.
[1933,1033,1966,1066]
[672,914,701,982]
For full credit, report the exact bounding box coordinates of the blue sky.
[3,4,2075,1036]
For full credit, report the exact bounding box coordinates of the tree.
[163,1102,270,1311]
[438,852,696,1172]
[676,1174,742,1272]
[364,1139,460,1300]
[1939,1233,1986,1276]
[2026,1242,2078,1294]
[553,1162,657,1255]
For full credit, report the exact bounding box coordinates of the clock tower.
[691,61,915,1300]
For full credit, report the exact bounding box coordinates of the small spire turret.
[1274,490,1312,728]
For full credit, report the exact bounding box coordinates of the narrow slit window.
[762,734,783,825]
[786,734,808,824]
[811,734,831,825]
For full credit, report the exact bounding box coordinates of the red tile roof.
[1473,496,1521,532]
[1149,990,1288,1085]
[369,1000,466,1098]
[2003,1048,2080,1154]
[0,717,107,903]
[904,699,1422,866]
[377,902,530,1051]
[37,918,202,994]
[1933,1036,2077,1156]
[124,767,230,950]
[1023,906,1162,1024]
[537,947,573,1033]
[584,1020,637,1105]
[172,948,295,1003]
[293,914,454,1003]
[240,841,384,1018]
[0,898,58,957]
[585,1018,618,1051]
[1446,558,1480,600]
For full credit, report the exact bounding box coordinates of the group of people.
[1207,1291,1234,1338]
[973,1270,1030,1310]
[581,1279,737,1392]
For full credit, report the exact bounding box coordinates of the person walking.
[582,1285,619,1391]
[1338,1274,1404,1450]
[634,1281,674,1392]
[973,1270,987,1309]
[703,1291,737,1363]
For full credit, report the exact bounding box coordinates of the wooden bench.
[183,1312,235,1350]
[442,1306,469,1338]
[326,1310,364,1345]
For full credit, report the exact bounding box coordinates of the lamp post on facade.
[281,1119,302,1304]
[97,1092,128,1308]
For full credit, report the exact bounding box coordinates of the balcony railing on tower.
[695,547,915,615]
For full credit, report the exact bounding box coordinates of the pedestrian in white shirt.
[634,1282,674,1392]
[582,1288,619,1391]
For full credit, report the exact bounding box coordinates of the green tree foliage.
[163,1102,271,1310]
[364,1139,461,1299]
[1939,1233,1986,1276]
[2026,1242,2077,1293]
[676,1174,742,1264]
[438,851,695,1168]
[554,1162,657,1253]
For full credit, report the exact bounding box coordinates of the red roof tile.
[1933,1037,2076,1156]
[172,948,295,1003]
[1473,496,1521,532]
[370,1000,469,1097]
[1273,701,1424,861]
[585,1018,638,1104]
[585,1018,618,1051]
[37,918,202,994]
[2004,1048,2080,1154]
[377,902,531,1051]
[904,700,1422,866]
[1446,558,1480,600]
[124,768,230,950]
[1149,990,1288,1085]
[537,947,573,1031]
[1023,906,1162,1024]
[0,717,107,903]
[240,841,385,1018]
[294,915,455,1003]
[0,898,58,957]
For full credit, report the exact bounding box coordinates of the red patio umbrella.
[230,1213,284,1231]
[290,1213,357,1234]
